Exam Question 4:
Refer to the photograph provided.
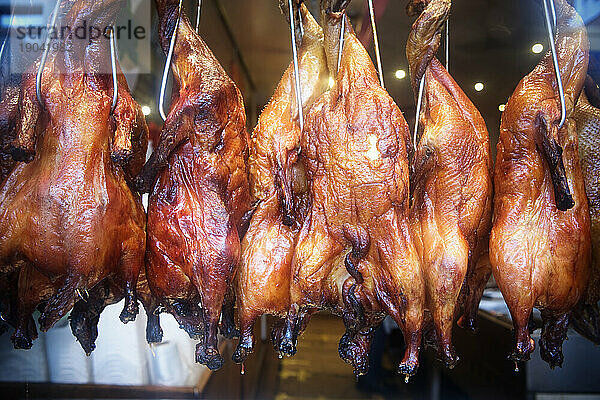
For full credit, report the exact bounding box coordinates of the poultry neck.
[321,3,353,77]
[405,0,450,96]
[154,0,226,89]
[55,0,125,75]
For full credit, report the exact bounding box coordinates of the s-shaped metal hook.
[543,0,566,129]
[159,0,184,122]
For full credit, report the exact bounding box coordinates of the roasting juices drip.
[0,0,150,350]
[276,0,424,378]
[233,2,328,365]
[406,0,493,369]
[570,77,600,344]
[490,0,591,368]
[135,0,251,371]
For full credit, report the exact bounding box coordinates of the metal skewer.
[109,26,119,114]
[543,0,566,129]
[367,0,384,88]
[36,0,61,108]
[288,0,303,131]
[196,0,203,34]
[337,13,345,74]
[159,0,184,122]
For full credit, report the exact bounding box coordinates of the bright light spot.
[395,69,406,80]
[499,104,506,112]
[142,106,151,116]
[474,82,484,92]
[531,43,544,54]
[366,134,380,161]
[328,77,335,88]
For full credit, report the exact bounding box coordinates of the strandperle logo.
[7,0,151,74]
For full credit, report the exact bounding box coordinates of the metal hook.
[337,13,345,74]
[298,4,304,38]
[109,26,119,114]
[413,76,425,149]
[549,0,557,30]
[195,0,202,34]
[159,0,184,122]
[288,0,303,131]
[367,0,384,88]
[543,0,566,129]
[36,0,61,108]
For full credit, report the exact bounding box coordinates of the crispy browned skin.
[137,0,251,370]
[0,78,20,182]
[406,0,492,368]
[570,78,600,343]
[0,0,148,349]
[278,0,424,378]
[490,0,591,368]
[233,3,327,365]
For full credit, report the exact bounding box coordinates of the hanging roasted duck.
[278,0,424,378]
[233,1,327,365]
[570,76,600,344]
[135,0,251,370]
[0,0,148,349]
[490,0,591,368]
[406,0,492,368]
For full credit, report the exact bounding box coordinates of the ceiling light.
[142,106,151,116]
[395,69,406,80]
[474,82,484,92]
[328,77,335,88]
[531,43,544,54]
[499,104,506,112]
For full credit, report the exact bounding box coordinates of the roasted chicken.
[278,0,424,378]
[406,0,492,368]
[233,2,327,364]
[135,0,251,370]
[490,0,591,367]
[0,0,148,349]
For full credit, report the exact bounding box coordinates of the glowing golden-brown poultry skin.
[233,3,327,364]
[135,0,251,371]
[490,0,591,368]
[278,0,424,378]
[0,77,20,182]
[0,0,147,349]
[406,0,492,368]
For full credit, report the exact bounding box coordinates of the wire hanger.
[109,27,119,114]
[159,0,184,121]
[36,0,61,108]
[337,13,345,74]
[367,0,384,88]
[543,0,566,129]
[288,0,304,131]
[196,0,202,34]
